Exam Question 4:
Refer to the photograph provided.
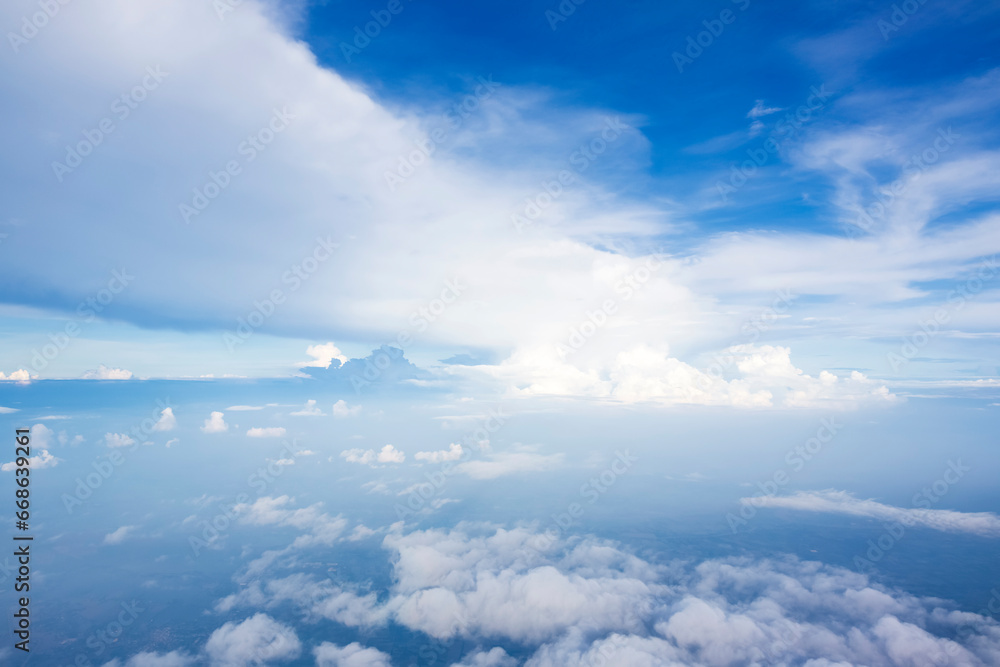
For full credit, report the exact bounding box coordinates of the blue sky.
[2,0,1000,665]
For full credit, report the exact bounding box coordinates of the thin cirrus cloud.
[748,489,1000,537]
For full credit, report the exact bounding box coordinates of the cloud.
[247,427,287,438]
[313,642,392,667]
[455,449,564,480]
[100,651,195,667]
[290,399,324,416]
[341,444,405,466]
[450,648,517,667]
[747,99,784,119]
[30,423,53,448]
[748,489,1000,537]
[332,399,361,418]
[415,443,464,463]
[201,412,229,434]
[304,342,348,369]
[204,613,300,667]
[0,369,32,383]
[153,407,176,432]
[105,433,136,448]
[225,405,263,411]
[103,525,136,545]
[0,406,18,414]
[82,365,133,380]
[216,524,1000,665]
[165,438,179,448]
[1,448,60,472]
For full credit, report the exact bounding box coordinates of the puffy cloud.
[204,613,300,667]
[0,369,32,383]
[246,427,287,438]
[749,489,1000,537]
[29,423,53,448]
[201,412,229,434]
[415,443,464,463]
[103,525,136,545]
[304,343,349,369]
[218,524,1000,666]
[153,407,176,431]
[314,642,393,667]
[332,399,362,418]
[341,444,405,466]
[291,399,324,416]
[1,448,59,472]
[450,648,517,667]
[82,365,133,380]
[105,433,136,448]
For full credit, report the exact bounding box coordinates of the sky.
[1,0,1000,665]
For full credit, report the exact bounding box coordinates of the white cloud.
[1,448,60,472]
[153,407,176,432]
[313,642,393,667]
[0,369,32,383]
[415,443,464,463]
[450,648,517,667]
[221,524,1000,666]
[341,444,405,466]
[100,651,195,667]
[0,406,18,414]
[455,449,564,480]
[749,489,1000,537]
[103,525,136,545]
[30,423,53,448]
[201,412,229,434]
[290,399,324,416]
[105,433,136,448]
[304,342,348,369]
[747,99,784,119]
[332,399,362,418]
[225,405,263,411]
[82,365,133,380]
[165,438,179,448]
[247,427,287,438]
[204,613,300,667]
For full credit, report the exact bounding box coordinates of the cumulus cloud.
[290,399,324,416]
[103,525,136,545]
[82,365,133,380]
[204,613,300,667]
[332,399,362,418]
[341,444,405,465]
[749,489,1000,537]
[1,448,60,472]
[217,524,1000,666]
[153,407,176,431]
[29,423,53,448]
[201,412,229,434]
[105,433,136,448]
[247,427,287,438]
[304,342,348,369]
[415,443,464,463]
[313,642,393,667]
[0,369,32,383]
